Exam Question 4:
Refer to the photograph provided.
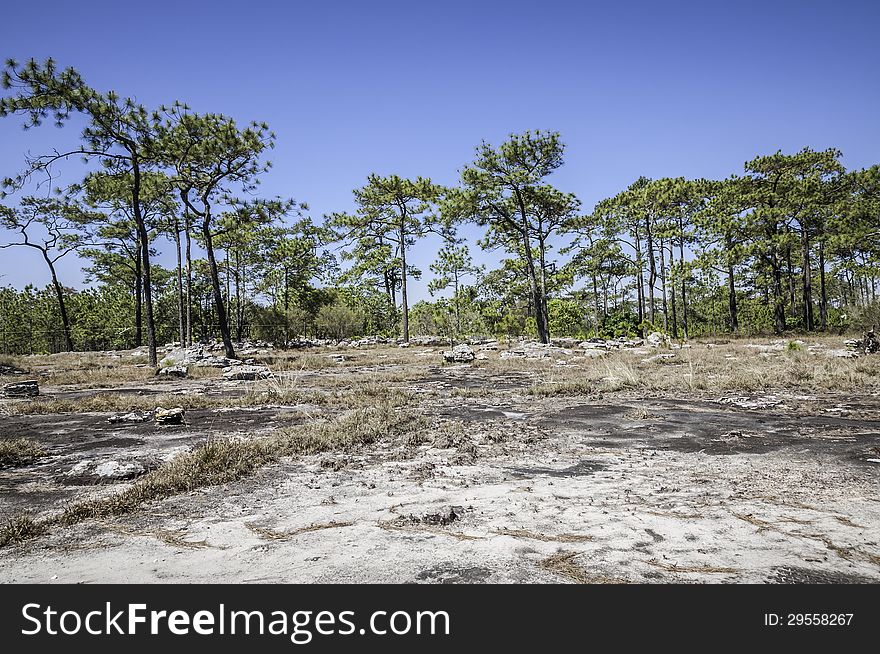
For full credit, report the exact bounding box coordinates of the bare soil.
[1,340,878,583]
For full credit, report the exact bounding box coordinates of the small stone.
[442,344,476,363]
[158,365,188,378]
[417,505,464,526]
[3,380,39,397]
[222,365,271,381]
[108,410,153,424]
[155,407,185,425]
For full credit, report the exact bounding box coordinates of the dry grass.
[3,387,330,416]
[539,552,629,584]
[311,368,429,389]
[45,365,157,387]
[1,400,427,548]
[256,347,427,371]
[643,559,738,574]
[526,343,880,396]
[7,337,879,400]
[493,528,593,543]
[100,521,212,549]
[0,438,46,468]
[528,378,596,397]
[3,352,153,386]
[733,512,775,533]
[246,520,354,541]
[2,370,422,416]
[0,514,47,547]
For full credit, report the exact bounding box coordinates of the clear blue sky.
[1,0,879,301]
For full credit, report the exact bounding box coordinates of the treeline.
[1,59,878,358]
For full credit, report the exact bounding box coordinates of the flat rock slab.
[222,365,271,381]
[3,380,39,397]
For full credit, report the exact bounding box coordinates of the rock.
[158,365,188,378]
[222,365,271,381]
[646,332,669,348]
[326,353,346,363]
[412,336,448,347]
[3,380,39,397]
[847,329,879,355]
[580,340,609,350]
[64,458,150,484]
[108,410,153,424]
[155,407,185,425]
[443,344,476,363]
[415,505,464,526]
[502,342,570,359]
[0,364,25,376]
[717,396,782,410]
[158,348,187,367]
[161,345,244,368]
[551,337,580,348]
[194,355,243,368]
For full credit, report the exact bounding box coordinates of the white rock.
[443,344,476,363]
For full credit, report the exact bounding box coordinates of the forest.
[1,58,879,363]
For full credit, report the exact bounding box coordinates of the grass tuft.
[0,515,47,547]
[0,438,47,468]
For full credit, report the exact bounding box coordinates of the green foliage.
[599,310,641,339]
[326,174,441,340]
[547,297,590,338]
[444,130,578,343]
[1,60,878,347]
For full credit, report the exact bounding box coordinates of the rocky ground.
[1,337,878,583]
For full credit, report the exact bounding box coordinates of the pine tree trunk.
[801,230,814,331]
[184,210,193,347]
[634,226,645,327]
[786,243,797,320]
[668,243,678,339]
[132,159,158,366]
[44,253,73,352]
[400,226,409,343]
[773,259,786,334]
[202,213,236,359]
[134,240,142,348]
[174,220,185,346]
[235,250,243,342]
[453,269,461,334]
[678,230,689,339]
[538,237,550,338]
[727,258,739,333]
[645,216,656,326]
[659,237,668,332]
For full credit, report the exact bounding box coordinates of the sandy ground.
[1,346,879,583]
